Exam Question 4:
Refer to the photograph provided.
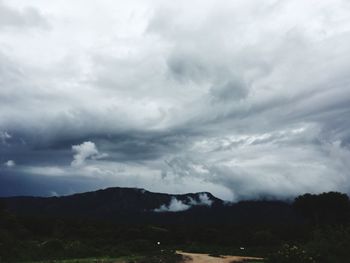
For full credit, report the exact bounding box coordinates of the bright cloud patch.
[188,193,213,206]
[154,197,190,212]
[4,160,15,167]
[154,194,213,212]
[71,141,108,166]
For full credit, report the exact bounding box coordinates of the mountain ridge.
[0,186,297,224]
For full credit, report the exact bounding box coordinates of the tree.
[293,192,350,224]
[0,200,5,214]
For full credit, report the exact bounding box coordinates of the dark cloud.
[1,0,350,200]
[0,169,116,197]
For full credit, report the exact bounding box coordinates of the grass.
[26,258,265,263]
[26,256,142,263]
[24,255,265,263]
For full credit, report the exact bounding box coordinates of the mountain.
[0,187,298,224]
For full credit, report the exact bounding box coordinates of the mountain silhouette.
[0,187,298,224]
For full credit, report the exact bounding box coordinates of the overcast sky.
[1,0,350,201]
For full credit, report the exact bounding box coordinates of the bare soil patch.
[176,251,263,263]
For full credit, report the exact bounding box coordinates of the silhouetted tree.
[0,200,5,214]
[293,192,350,224]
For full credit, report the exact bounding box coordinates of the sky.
[1,0,350,201]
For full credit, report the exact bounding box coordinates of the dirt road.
[177,251,263,263]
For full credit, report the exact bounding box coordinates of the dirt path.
[176,251,263,263]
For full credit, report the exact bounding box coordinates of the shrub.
[267,244,315,263]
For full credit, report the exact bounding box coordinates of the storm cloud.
[1,0,350,201]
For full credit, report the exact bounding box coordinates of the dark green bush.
[267,244,315,263]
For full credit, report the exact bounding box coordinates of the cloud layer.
[1,0,350,200]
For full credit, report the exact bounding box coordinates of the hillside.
[0,187,297,224]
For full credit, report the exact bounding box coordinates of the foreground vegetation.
[24,251,182,263]
[1,192,350,263]
[26,258,136,263]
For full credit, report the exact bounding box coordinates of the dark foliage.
[294,192,350,224]
[0,189,350,262]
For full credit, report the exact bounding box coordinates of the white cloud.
[4,160,15,167]
[154,193,213,212]
[71,141,108,166]
[154,197,190,212]
[0,131,11,144]
[188,193,213,206]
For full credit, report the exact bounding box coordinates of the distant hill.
[0,187,298,224]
